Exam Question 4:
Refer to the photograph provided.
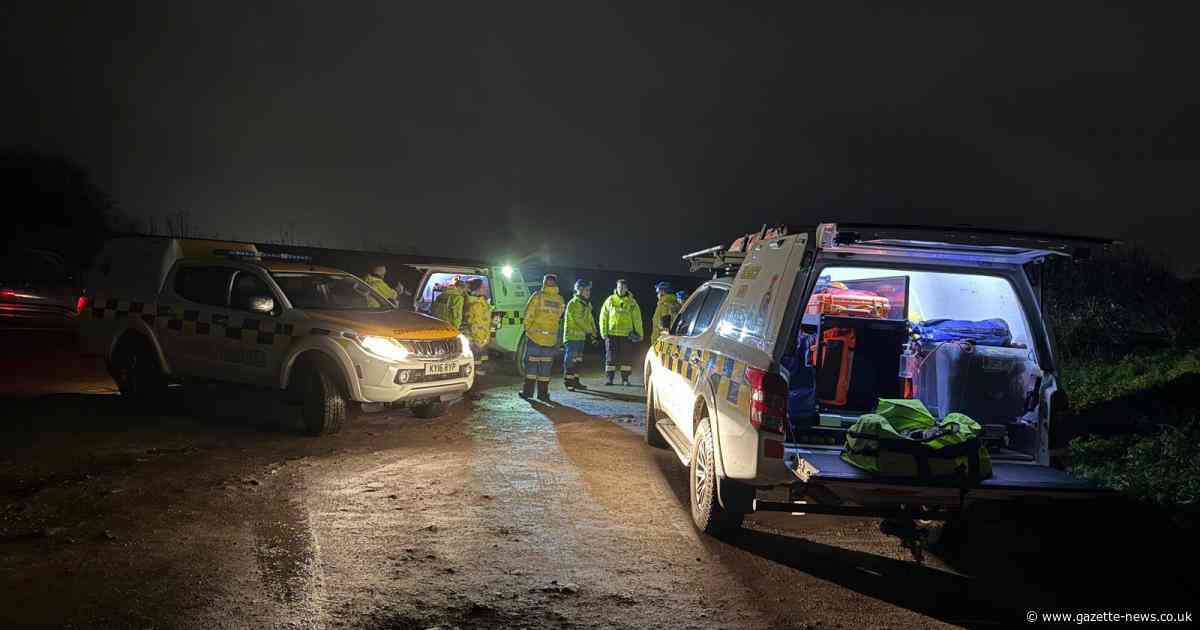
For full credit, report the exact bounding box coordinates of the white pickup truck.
[644,223,1115,555]
[79,237,474,434]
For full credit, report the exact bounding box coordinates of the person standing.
[676,289,689,303]
[364,264,399,308]
[520,274,566,401]
[462,278,493,375]
[599,279,643,386]
[431,277,466,328]
[651,281,682,345]
[562,278,596,390]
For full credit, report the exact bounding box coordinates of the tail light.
[744,366,787,434]
[76,295,90,315]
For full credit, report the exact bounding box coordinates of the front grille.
[400,338,460,360]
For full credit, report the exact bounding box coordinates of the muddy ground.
[1,331,1195,629]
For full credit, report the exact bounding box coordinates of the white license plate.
[425,362,457,376]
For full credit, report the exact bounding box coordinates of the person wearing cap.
[651,281,682,345]
[562,278,596,390]
[462,278,493,375]
[676,289,689,303]
[431,276,466,328]
[520,273,566,401]
[599,279,643,386]
[365,264,399,308]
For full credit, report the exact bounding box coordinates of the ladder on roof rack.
[682,244,745,275]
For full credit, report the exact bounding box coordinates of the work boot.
[568,377,586,390]
[605,372,615,386]
[519,379,535,399]
[536,380,551,402]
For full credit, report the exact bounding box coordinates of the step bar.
[656,419,691,467]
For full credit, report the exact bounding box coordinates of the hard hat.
[542,273,558,285]
[654,281,672,292]
[574,278,592,291]
[676,290,688,301]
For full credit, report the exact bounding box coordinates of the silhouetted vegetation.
[2,149,115,264]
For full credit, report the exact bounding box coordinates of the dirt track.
[1,332,1195,628]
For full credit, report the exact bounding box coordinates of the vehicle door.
[411,265,488,315]
[224,269,287,386]
[158,264,237,379]
[487,266,529,354]
[653,288,706,430]
[670,286,730,443]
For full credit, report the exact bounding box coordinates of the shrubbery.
[1070,420,1200,511]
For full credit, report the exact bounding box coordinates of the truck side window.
[230,271,272,312]
[174,266,234,307]
[671,289,706,336]
[691,287,728,335]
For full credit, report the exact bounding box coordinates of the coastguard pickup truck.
[645,223,1115,556]
[79,238,474,435]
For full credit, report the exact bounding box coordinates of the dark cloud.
[2,1,1197,273]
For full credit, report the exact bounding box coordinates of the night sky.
[3,2,1198,274]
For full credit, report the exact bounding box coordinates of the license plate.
[425,362,457,376]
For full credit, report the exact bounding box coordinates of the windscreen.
[271,273,393,311]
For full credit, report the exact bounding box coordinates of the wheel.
[412,401,448,418]
[108,334,168,403]
[690,416,745,534]
[293,361,348,436]
[514,335,528,378]
[644,381,668,449]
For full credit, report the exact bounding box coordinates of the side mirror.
[248,295,275,314]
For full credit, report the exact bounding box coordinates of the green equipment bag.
[842,399,993,482]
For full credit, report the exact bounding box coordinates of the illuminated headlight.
[458,334,472,357]
[360,335,409,362]
[501,265,514,279]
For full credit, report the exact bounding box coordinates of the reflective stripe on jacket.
[599,291,642,339]
[523,287,565,347]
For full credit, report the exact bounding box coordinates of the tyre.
[293,361,348,436]
[108,334,168,403]
[690,416,745,534]
[514,335,528,377]
[644,381,668,449]
[411,401,448,418]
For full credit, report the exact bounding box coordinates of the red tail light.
[744,366,787,434]
[76,295,90,315]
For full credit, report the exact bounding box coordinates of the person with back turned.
[562,278,596,390]
[462,278,493,375]
[651,280,681,345]
[364,263,399,308]
[520,274,566,401]
[431,276,466,328]
[599,278,643,386]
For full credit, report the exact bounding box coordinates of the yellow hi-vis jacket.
[463,294,493,347]
[522,286,565,347]
[651,293,681,343]
[600,291,643,339]
[431,285,466,328]
[365,275,398,308]
[563,296,596,342]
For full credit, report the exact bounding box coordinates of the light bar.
[213,249,312,262]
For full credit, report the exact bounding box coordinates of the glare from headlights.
[360,335,409,362]
[501,265,514,279]
[458,334,472,357]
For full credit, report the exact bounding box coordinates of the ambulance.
[79,238,474,435]
[410,263,532,370]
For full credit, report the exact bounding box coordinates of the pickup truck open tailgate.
[788,447,1108,508]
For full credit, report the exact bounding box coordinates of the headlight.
[360,335,409,362]
[459,334,472,357]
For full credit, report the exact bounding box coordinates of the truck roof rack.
[829,222,1121,257]
[682,244,744,276]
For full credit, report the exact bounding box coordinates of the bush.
[1043,250,1195,363]
[1070,420,1200,510]
[1061,350,1200,414]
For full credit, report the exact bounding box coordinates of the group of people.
[518,274,688,402]
[363,262,692,403]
